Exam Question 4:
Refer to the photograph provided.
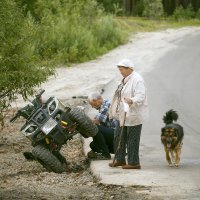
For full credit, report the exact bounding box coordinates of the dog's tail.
[163,109,178,124]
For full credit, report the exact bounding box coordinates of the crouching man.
[87,92,117,160]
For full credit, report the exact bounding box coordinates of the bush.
[196,9,200,19]
[32,0,127,64]
[0,0,127,125]
[173,4,197,20]
[96,0,121,14]
[0,0,54,126]
[142,0,164,18]
[132,1,145,16]
[92,16,126,52]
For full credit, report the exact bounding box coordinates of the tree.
[96,0,123,13]
[123,0,133,15]
[162,0,200,15]
[0,0,54,126]
[143,0,164,18]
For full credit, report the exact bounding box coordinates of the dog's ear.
[173,129,178,136]
[161,128,165,136]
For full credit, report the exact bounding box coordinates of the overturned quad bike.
[10,90,97,173]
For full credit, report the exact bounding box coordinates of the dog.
[161,110,184,167]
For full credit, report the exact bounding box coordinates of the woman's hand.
[124,97,133,105]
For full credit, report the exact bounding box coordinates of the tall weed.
[173,4,197,20]
[33,0,127,65]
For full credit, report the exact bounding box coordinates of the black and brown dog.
[161,110,184,167]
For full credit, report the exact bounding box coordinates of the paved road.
[86,30,200,199]
[141,28,200,199]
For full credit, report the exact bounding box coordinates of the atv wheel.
[32,145,66,173]
[69,107,98,138]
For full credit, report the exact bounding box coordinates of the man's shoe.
[102,153,111,159]
[87,150,98,159]
[109,161,126,167]
[89,153,111,160]
[122,164,141,169]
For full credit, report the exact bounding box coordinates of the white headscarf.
[117,59,134,70]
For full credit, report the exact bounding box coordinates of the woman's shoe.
[122,164,141,169]
[108,161,126,167]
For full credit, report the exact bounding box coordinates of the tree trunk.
[123,0,135,15]
[163,0,180,15]
[191,0,200,11]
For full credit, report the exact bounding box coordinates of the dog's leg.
[170,149,176,165]
[175,144,182,167]
[165,147,172,166]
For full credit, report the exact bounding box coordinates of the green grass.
[116,17,200,36]
[36,16,200,67]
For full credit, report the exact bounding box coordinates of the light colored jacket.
[109,71,149,126]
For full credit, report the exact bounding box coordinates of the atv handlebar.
[36,89,45,99]
[10,112,20,123]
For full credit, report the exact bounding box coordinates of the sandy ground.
[0,111,148,200]
[2,26,200,200]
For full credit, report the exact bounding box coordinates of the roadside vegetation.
[0,0,200,125]
[118,17,200,34]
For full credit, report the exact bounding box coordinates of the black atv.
[10,90,97,173]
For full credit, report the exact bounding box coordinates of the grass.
[50,17,200,66]
[115,17,200,36]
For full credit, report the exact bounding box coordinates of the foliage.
[0,0,54,126]
[196,9,200,19]
[173,4,197,20]
[29,0,127,64]
[0,0,127,125]
[96,0,122,14]
[142,0,164,18]
[98,0,200,19]
[118,16,200,34]
[132,0,145,16]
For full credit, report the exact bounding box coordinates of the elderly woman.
[109,59,149,169]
